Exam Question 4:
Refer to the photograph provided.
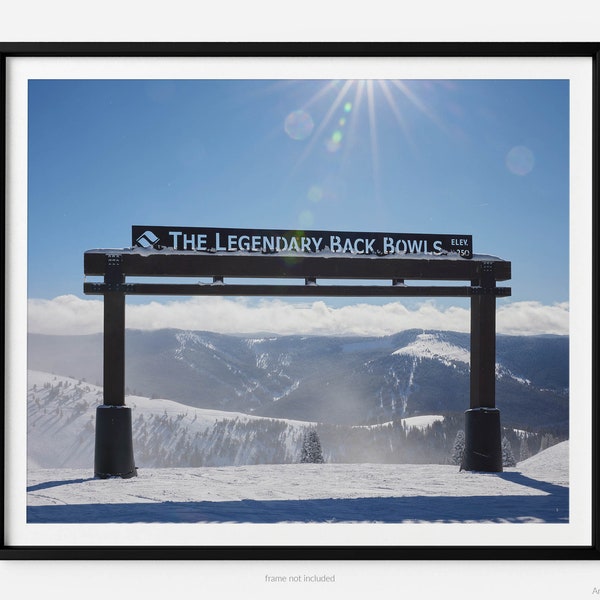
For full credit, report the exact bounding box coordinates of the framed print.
[2,42,598,560]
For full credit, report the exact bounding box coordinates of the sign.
[132,226,473,258]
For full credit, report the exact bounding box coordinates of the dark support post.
[463,264,503,472]
[94,255,137,478]
[103,292,126,406]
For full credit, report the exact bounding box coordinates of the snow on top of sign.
[86,247,507,262]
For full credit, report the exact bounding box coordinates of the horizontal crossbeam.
[84,282,512,297]
[84,249,512,282]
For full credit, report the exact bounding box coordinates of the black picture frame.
[2,42,598,561]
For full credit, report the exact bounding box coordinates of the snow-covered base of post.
[462,408,503,472]
[94,405,137,479]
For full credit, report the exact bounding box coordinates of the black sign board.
[132,226,473,258]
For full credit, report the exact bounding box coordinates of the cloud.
[27,295,569,337]
[496,301,570,336]
[27,295,105,335]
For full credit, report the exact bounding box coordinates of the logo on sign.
[135,230,161,249]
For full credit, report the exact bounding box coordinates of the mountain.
[27,329,569,430]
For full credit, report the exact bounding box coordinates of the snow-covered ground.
[27,441,568,524]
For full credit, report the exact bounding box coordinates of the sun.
[283,79,446,216]
[286,78,444,164]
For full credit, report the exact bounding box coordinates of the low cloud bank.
[27,295,569,337]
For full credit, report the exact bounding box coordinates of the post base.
[94,405,137,478]
[462,407,503,472]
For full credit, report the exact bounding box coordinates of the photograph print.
[4,50,594,554]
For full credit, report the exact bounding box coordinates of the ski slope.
[27,441,568,525]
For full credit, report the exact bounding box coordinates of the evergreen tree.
[502,436,517,467]
[451,430,465,466]
[300,429,325,463]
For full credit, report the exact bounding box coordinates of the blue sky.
[27,77,570,335]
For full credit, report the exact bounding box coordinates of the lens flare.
[307,185,323,203]
[326,131,343,153]
[506,145,535,176]
[284,110,314,141]
[298,209,314,228]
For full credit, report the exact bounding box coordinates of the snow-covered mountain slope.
[27,371,558,471]
[27,329,569,429]
[392,332,471,365]
[27,370,310,469]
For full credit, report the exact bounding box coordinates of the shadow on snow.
[28,490,568,524]
[27,478,96,492]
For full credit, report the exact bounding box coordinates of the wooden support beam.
[103,292,125,406]
[470,293,497,409]
[85,282,511,298]
[102,255,126,407]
